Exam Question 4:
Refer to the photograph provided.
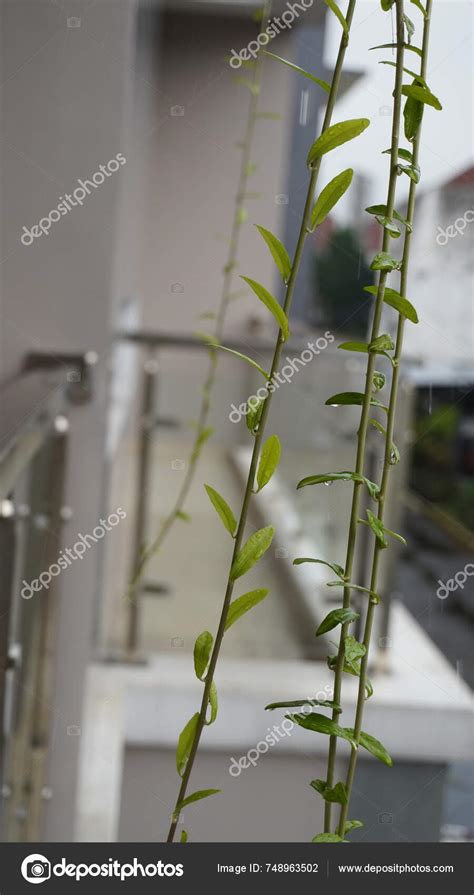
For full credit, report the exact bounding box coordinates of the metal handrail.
[0,357,92,841]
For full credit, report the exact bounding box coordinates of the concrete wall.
[0,0,139,838]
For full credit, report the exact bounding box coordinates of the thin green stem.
[126,5,271,606]
[166,0,358,842]
[323,0,406,834]
[337,0,433,838]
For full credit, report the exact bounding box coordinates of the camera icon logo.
[21,854,51,884]
[275,547,288,558]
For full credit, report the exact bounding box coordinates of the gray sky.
[320,0,473,218]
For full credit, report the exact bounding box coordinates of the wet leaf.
[311,169,354,230]
[307,119,370,166]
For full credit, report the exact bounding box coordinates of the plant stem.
[126,4,271,606]
[323,0,406,834]
[166,0,358,842]
[337,0,433,838]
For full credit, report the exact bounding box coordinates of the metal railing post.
[126,352,159,655]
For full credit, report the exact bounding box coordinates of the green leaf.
[344,635,366,669]
[263,51,330,93]
[410,0,426,17]
[384,526,407,546]
[196,426,214,448]
[402,83,441,110]
[230,526,275,580]
[311,779,348,805]
[366,508,388,548]
[176,789,220,812]
[344,820,364,833]
[246,396,265,433]
[256,434,281,492]
[369,43,422,57]
[297,471,380,500]
[364,285,419,323]
[180,830,188,843]
[225,587,270,629]
[384,144,418,163]
[316,608,359,637]
[326,581,381,603]
[293,558,345,580]
[211,344,269,379]
[204,484,237,536]
[307,119,370,167]
[365,203,412,232]
[206,681,218,725]
[176,713,199,777]
[380,0,395,9]
[327,655,373,697]
[323,0,348,32]
[338,340,369,354]
[325,392,388,413]
[312,833,346,842]
[369,333,394,352]
[288,712,357,749]
[375,216,401,239]
[193,630,213,681]
[256,225,292,283]
[311,169,353,230]
[372,371,386,391]
[398,161,421,183]
[176,510,191,522]
[353,730,393,766]
[266,698,342,713]
[241,276,289,341]
[370,251,402,272]
[404,92,424,141]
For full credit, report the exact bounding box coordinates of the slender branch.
[336,0,433,838]
[126,3,272,604]
[166,0,359,842]
[323,0,406,833]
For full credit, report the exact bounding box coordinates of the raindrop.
[324,481,334,487]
